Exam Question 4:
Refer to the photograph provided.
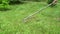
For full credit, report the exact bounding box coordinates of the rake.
[22,2,54,23]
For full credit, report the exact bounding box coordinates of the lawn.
[0,2,60,34]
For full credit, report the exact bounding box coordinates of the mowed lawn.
[0,2,60,34]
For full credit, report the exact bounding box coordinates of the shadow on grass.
[0,8,10,11]
[9,1,24,5]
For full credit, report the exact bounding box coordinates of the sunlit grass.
[0,2,60,34]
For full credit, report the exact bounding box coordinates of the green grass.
[0,2,60,34]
